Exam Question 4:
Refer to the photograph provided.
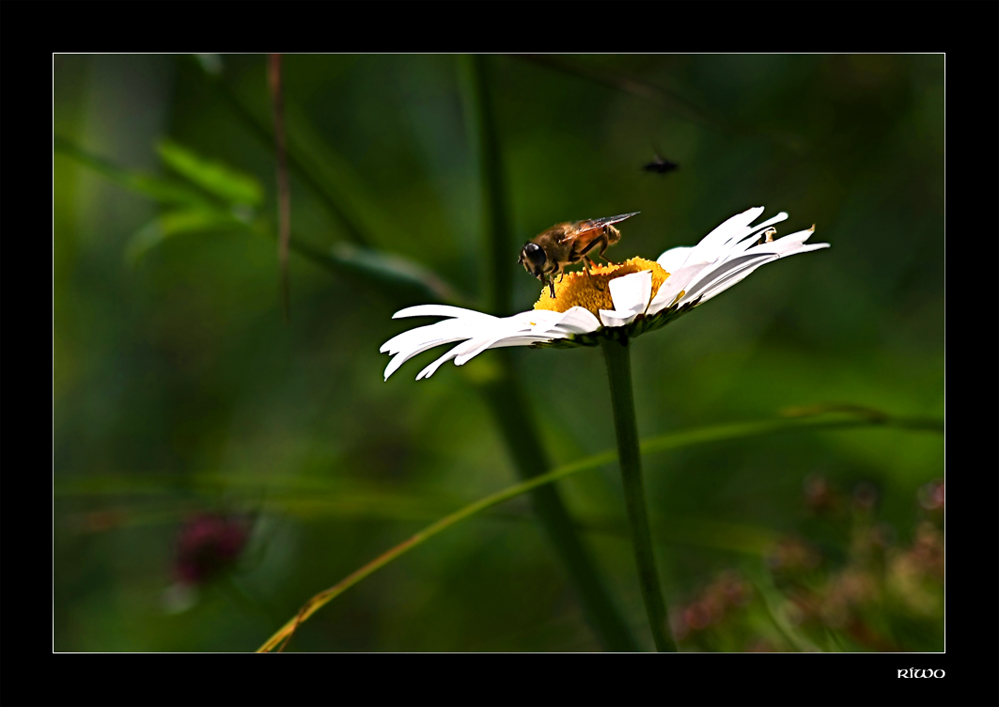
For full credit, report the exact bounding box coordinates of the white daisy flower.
[381,207,828,381]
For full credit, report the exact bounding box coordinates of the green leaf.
[193,53,223,77]
[55,136,215,208]
[126,208,253,264]
[325,241,464,304]
[156,139,264,207]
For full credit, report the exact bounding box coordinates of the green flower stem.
[601,336,677,652]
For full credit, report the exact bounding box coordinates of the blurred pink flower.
[175,513,250,585]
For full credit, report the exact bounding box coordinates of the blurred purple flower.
[917,479,944,512]
[803,472,838,513]
[174,513,250,585]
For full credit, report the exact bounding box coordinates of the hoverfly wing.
[588,211,640,227]
[557,212,640,243]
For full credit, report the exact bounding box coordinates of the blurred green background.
[54,54,943,652]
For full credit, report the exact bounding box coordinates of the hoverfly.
[518,212,639,298]
[641,152,678,174]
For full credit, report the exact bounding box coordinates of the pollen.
[533,257,670,315]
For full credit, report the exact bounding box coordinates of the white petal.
[416,342,467,380]
[597,271,652,327]
[392,304,495,321]
[453,320,539,365]
[383,304,590,380]
[688,206,765,257]
[549,306,601,335]
[680,253,779,303]
[380,316,495,356]
[383,327,474,379]
[489,334,570,348]
[419,330,521,378]
[684,257,778,305]
[771,226,824,255]
[748,211,789,234]
[727,213,792,256]
[680,229,829,306]
[647,262,711,315]
[779,242,830,258]
[683,207,791,266]
[609,270,653,315]
[525,309,576,336]
[599,308,639,327]
[657,246,692,274]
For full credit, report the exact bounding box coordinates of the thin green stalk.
[267,53,291,322]
[601,337,677,652]
[257,445,583,652]
[256,407,940,651]
[193,56,372,248]
[457,53,512,315]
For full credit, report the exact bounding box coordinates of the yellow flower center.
[533,257,670,315]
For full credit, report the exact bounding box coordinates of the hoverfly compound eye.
[524,242,546,269]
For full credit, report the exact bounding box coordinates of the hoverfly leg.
[547,276,556,299]
[596,234,616,265]
[582,257,605,291]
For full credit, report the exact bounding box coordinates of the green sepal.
[531,297,702,349]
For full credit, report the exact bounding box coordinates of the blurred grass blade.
[126,209,252,264]
[190,56,383,249]
[258,407,942,652]
[278,233,464,305]
[457,54,512,314]
[267,53,292,321]
[458,53,636,651]
[56,136,215,208]
[325,241,464,304]
[282,100,408,249]
[157,139,264,207]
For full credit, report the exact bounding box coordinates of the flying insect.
[641,153,678,174]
